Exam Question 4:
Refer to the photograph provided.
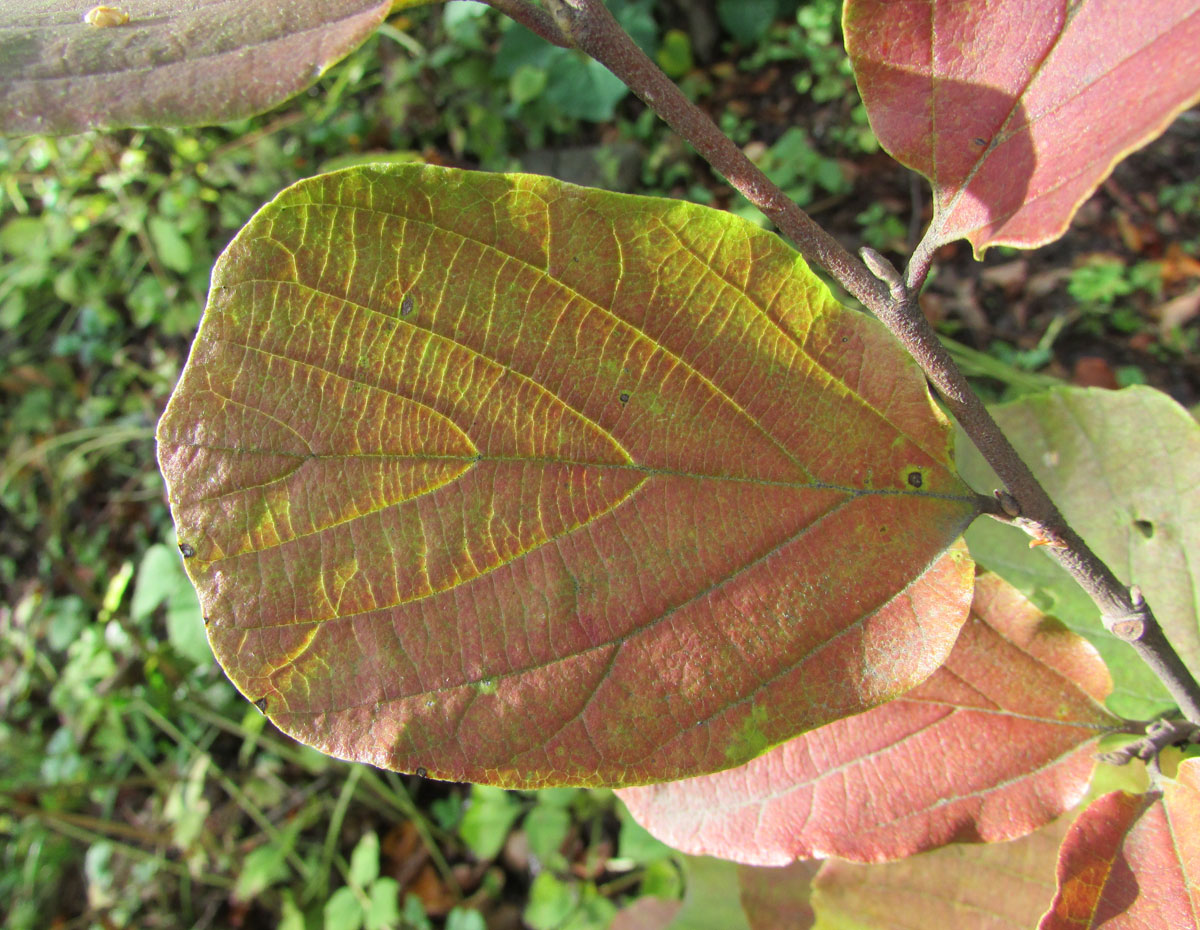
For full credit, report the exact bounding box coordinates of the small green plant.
[1067,255,1162,307]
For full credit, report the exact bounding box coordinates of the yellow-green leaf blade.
[157,164,980,787]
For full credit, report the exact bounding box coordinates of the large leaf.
[957,386,1200,719]
[1040,758,1200,930]
[0,0,395,134]
[156,163,980,787]
[618,572,1118,864]
[843,0,1200,254]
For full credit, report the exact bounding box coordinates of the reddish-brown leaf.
[156,164,980,787]
[619,573,1118,863]
[1040,758,1200,930]
[0,0,393,133]
[844,0,1200,254]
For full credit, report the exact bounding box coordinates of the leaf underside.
[157,164,979,787]
[0,0,393,134]
[845,0,1200,254]
[619,572,1117,865]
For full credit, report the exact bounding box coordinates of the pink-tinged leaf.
[1040,758,1200,930]
[619,573,1118,863]
[803,810,1077,930]
[0,1,394,134]
[843,0,1200,254]
[157,164,980,787]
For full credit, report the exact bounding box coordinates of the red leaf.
[619,573,1118,863]
[1040,758,1200,930]
[844,0,1200,254]
[156,165,980,787]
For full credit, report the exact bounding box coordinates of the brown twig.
[526,0,1200,724]
[1097,717,1200,767]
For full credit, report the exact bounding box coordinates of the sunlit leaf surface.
[157,164,980,786]
[844,0,1200,254]
[619,572,1117,862]
[0,0,393,133]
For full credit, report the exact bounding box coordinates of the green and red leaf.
[619,573,1118,863]
[0,0,394,133]
[844,0,1200,254]
[1040,758,1200,930]
[157,164,980,787]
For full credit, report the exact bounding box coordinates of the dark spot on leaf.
[972,137,987,146]
[416,766,428,778]
[907,471,923,489]
[400,294,414,317]
[254,697,268,713]
[841,337,849,343]
[203,615,211,626]
[619,392,630,404]
[1133,519,1154,539]
[179,542,196,558]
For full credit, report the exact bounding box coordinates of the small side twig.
[903,236,938,295]
[1097,717,1200,768]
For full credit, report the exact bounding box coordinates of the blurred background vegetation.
[2,1,1197,928]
